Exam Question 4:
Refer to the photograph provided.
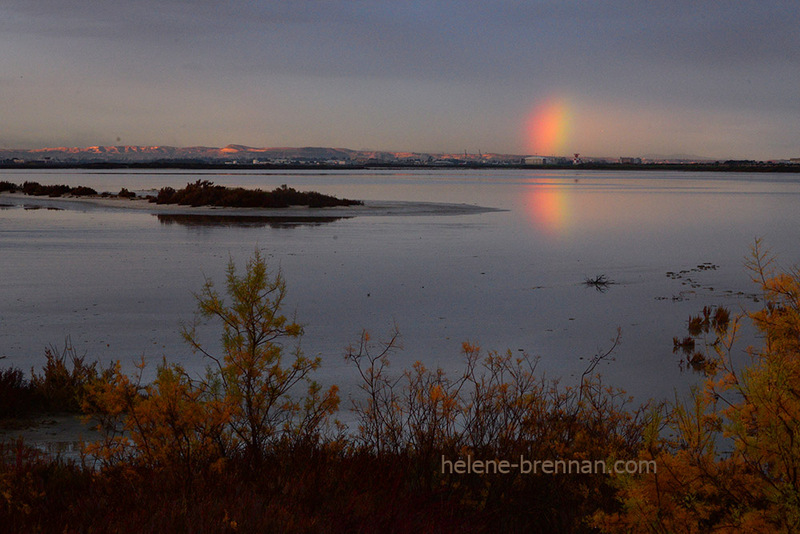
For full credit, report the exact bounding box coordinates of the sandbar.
[0,192,504,218]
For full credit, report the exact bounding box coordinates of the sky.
[1,1,798,160]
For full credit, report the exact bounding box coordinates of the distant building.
[790,158,800,164]
[524,156,547,165]
[524,156,570,166]
[619,157,642,164]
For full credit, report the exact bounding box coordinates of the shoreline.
[0,414,98,460]
[2,161,800,173]
[0,192,504,218]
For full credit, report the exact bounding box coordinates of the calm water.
[2,168,800,405]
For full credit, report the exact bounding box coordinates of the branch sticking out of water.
[584,274,614,292]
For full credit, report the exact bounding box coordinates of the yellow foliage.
[595,240,800,533]
[348,328,647,467]
[83,250,339,471]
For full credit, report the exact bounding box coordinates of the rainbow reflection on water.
[524,179,571,236]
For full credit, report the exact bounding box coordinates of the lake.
[2,168,800,407]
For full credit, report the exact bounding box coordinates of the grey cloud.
[6,1,796,83]
[1,0,798,155]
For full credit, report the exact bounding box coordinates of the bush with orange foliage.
[83,250,340,475]
[347,328,652,531]
[594,240,800,533]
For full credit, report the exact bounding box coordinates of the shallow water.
[2,168,799,407]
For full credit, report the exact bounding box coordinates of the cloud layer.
[2,1,798,158]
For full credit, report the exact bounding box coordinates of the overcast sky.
[1,1,798,159]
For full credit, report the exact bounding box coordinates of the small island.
[0,179,362,209]
[1,179,502,218]
[153,180,362,208]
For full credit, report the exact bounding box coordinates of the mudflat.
[0,192,503,218]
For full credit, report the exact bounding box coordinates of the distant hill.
[640,153,718,163]
[0,144,526,165]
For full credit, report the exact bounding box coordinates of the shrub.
[70,186,97,196]
[21,181,43,195]
[0,368,34,419]
[19,182,92,197]
[181,250,341,459]
[84,250,340,472]
[0,181,18,193]
[154,180,362,208]
[594,240,800,532]
[156,186,176,203]
[29,340,100,413]
[346,329,651,531]
[82,358,233,478]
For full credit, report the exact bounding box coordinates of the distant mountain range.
[4,145,787,167]
[0,144,526,164]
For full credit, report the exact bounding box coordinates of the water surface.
[2,168,799,405]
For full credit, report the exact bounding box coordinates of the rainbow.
[524,98,571,156]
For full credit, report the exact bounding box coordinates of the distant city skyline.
[1,1,798,160]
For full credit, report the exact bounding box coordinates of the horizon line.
[2,143,790,162]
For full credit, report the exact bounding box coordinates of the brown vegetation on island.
[0,179,363,208]
[0,181,98,197]
[2,241,800,532]
[153,180,363,208]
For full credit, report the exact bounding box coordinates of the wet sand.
[0,192,504,217]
